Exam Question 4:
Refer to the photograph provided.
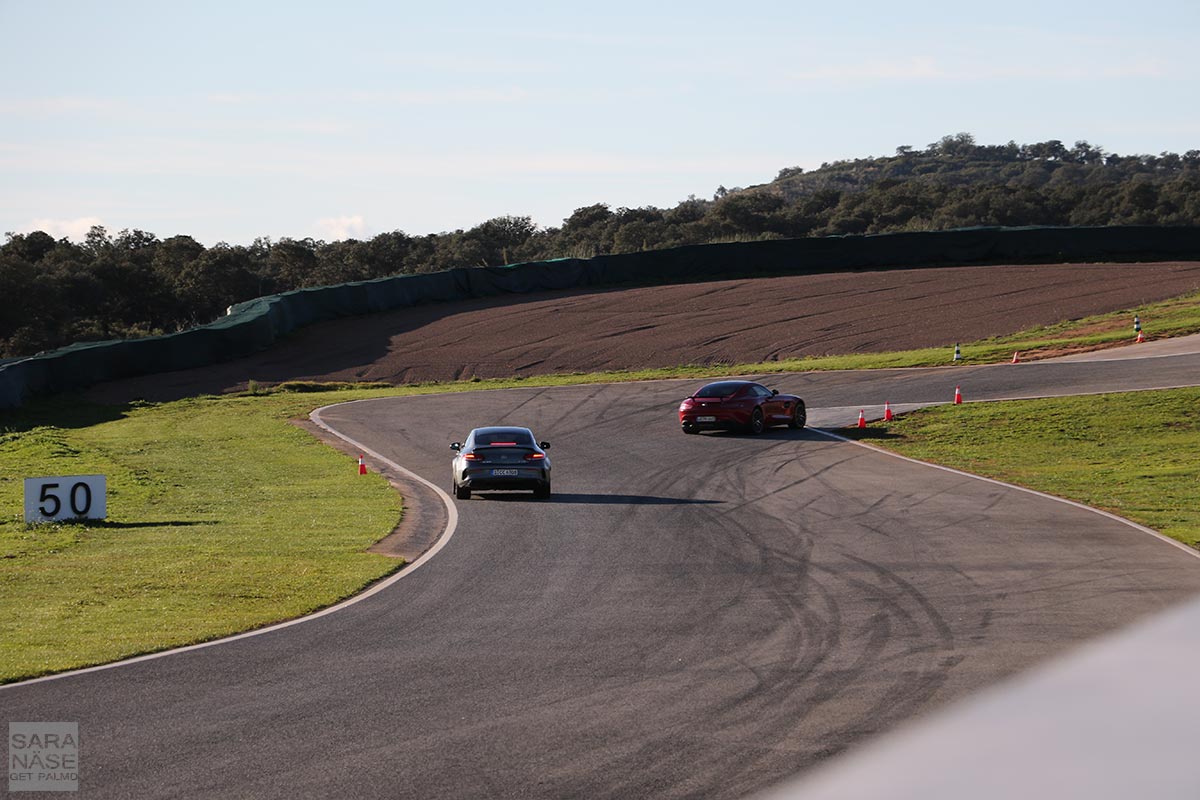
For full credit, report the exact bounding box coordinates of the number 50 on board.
[23,475,107,523]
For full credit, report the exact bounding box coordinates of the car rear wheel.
[682,424,698,434]
[454,482,471,500]
[748,408,765,435]
[535,481,551,499]
[788,404,806,429]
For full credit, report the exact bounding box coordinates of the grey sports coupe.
[450,426,552,500]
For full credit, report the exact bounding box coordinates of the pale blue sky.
[2,0,1198,245]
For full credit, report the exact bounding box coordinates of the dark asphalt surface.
[5,352,1200,799]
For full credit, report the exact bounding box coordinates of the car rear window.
[695,382,746,398]
[476,430,535,446]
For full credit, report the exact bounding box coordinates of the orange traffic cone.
[1136,330,1145,343]
[954,385,963,405]
[857,409,867,429]
[358,455,367,475]
[1011,351,1020,363]
[884,401,894,421]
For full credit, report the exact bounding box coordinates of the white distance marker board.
[24,475,107,523]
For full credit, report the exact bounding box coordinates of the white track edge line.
[7,382,1198,689]
[0,400,459,691]
[811,427,1200,561]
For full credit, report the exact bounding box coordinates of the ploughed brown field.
[90,261,1200,403]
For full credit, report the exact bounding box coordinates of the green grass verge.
[2,290,1198,684]
[845,388,1200,550]
[0,391,403,683]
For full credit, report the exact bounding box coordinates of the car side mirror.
[771,389,779,396]
[539,442,550,449]
[450,443,461,451]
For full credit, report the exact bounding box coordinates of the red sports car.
[678,380,806,435]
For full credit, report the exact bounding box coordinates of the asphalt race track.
[5,350,1200,799]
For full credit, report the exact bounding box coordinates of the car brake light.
[463,453,483,461]
[489,442,518,446]
[524,453,545,460]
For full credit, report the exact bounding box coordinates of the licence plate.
[491,468,519,477]
[696,416,717,423]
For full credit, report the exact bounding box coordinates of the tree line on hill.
[3,133,1200,359]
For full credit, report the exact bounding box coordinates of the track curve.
[5,351,1200,799]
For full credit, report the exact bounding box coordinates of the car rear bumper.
[460,469,550,491]
[679,411,750,431]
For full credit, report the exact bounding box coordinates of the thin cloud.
[783,56,1169,86]
[205,88,530,108]
[206,93,256,105]
[0,139,781,181]
[20,217,104,240]
[0,97,121,115]
[788,57,943,84]
[347,88,530,106]
[315,215,369,241]
[952,59,1169,81]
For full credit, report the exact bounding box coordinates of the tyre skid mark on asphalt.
[700,435,858,518]
[487,383,549,419]
[8,379,1196,695]
[977,552,1134,595]
[661,439,960,776]
[542,383,614,431]
[979,564,1184,614]
[747,569,950,773]
[450,387,981,795]
[840,553,956,643]
[800,469,960,651]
